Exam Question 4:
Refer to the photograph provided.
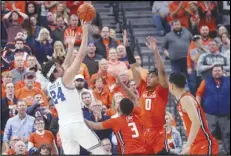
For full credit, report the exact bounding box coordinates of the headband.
[46,64,56,78]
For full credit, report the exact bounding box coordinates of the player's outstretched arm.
[63,20,89,85]
[62,30,77,70]
[85,119,104,130]
[146,36,168,88]
[123,30,142,86]
[113,73,139,107]
[180,96,201,154]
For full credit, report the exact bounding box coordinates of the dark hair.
[38,144,52,154]
[220,32,230,41]
[41,60,57,82]
[148,67,158,76]
[34,117,45,125]
[212,65,223,71]
[169,72,186,89]
[9,11,19,22]
[172,19,181,24]
[81,91,91,99]
[25,1,38,16]
[120,98,134,116]
[56,14,64,21]
[15,49,25,54]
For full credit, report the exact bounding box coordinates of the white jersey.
[47,78,84,126]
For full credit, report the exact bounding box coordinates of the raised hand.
[113,73,123,86]
[80,20,91,32]
[145,36,158,52]
[123,29,129,47]
[65,30,77,46]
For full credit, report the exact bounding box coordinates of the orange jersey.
[102,107,149,154]
[138,80,169,129]
[29,130,55,148]
[177,92,218,154]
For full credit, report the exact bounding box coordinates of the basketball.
[77,3,96,22]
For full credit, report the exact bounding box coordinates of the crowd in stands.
[1,1,230,155]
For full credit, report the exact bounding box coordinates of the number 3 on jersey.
[145,99,152,110]
[49,87,66,104]
[128,122,139,138]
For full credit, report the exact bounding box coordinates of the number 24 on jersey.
[49,87,66,104]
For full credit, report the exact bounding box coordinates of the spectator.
[197,40,230,79]
[37,1,49,28]
[13,141,28,155]
[66,1,84,15]
[106,92,123,117]
[6,1,26,13]
[74,74,95,102]
[128,55,148,81]
[168,1,190,28]
[2,100,35,153]
[1,71,13,97]
[109,29,121,44]
[27,16,42,50]
[26,55,40,70]
[187,35,210,95]
[1,1,10,48]
[196,65,230,155]
[152,1,170,36]
[214,25,229,47]
[86,99,112,140]
[95,26,118,59]
[2,10,29,42]
[46,12,57,32]
[38,144,52,155]
[163,19,192,76]
[53,3,69,25]
[164,111,182,154]
[51,15,67,44]
[64,14,83,47]
[11,55,27,84]
[101,138,112,155]
[1,82,17,134]
[219,32,230,54]
[107,48,128,76]
[15,71,49,106]
[2,136,20,155]
[34,28,53,64]
[116,45,129,67]
[28,118,58,155]
[26,93,46,117]
[83,42,103,76]
[93,76,112,109]
[127,80,139,98]
[25,1,40,20]
[49,41,66,64]
[81,91,94,118]
[90,58,115,87]
[188,1,200,35]
[72,49,90,81]
[198,1,218,37]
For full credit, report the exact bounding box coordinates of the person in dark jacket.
[196,65,230,155]
[83,42,103,76]
[94,26,118,59]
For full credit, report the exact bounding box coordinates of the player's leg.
[76,122,106,154]
[59,125,80,154]
[190,140,218,155]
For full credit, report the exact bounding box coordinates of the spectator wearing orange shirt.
[198,1,218,38]
[1,71,13,98]
[107,48,128,76]
[188,1,200,35]
[168,1,190,28]
[28,118,59,155]
[90,59,115,88]
[66,1,84,15]
[15,71,48,106]
[95,26,118,58]
[64,14,82,47]
[93,77,112,109]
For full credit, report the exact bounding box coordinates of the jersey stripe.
[116,131,125,154]
[197,109,212,155]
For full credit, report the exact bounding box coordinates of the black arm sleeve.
[126,46,136,64]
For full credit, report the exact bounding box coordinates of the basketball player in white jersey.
[41,21,106,155]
